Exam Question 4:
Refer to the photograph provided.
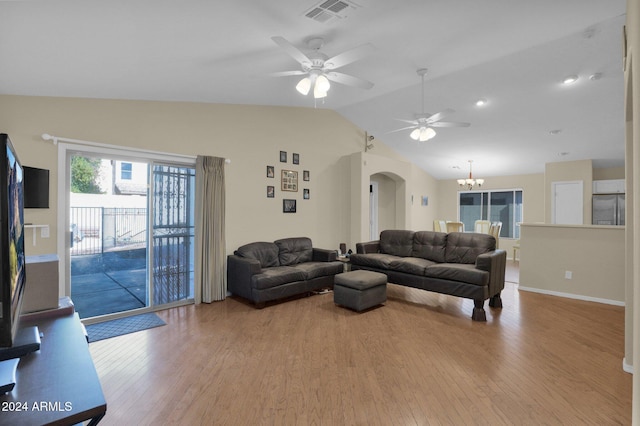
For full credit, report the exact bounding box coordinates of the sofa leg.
[472,300,487,321]
[489,294,503,308]
[255,302,265,309]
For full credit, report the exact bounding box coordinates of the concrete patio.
[71,249,147,319]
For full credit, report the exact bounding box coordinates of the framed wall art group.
[266,150,311,212]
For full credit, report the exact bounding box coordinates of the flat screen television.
[0,134,40,394]
[23,166,50,209]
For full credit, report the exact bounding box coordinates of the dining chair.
[474,220,491,234]
[433,220,447,232]
[513,240,520,261]
[489,221,502,248]
[446,221,465,233]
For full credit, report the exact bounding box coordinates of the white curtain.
[194,155,226,303]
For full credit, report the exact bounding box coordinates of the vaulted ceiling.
[0,0,627,179]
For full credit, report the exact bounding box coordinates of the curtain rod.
[41,133,231,164]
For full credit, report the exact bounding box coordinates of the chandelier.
[457,160,484,190]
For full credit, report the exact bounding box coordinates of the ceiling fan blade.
[271,36,312,66]
[388,125,418,134]
[426,108,456,123]
[394,118,419,125]
[325,72,374,89]
[324,43,375,69]
[430,121,471,128]
[268,70,307,77]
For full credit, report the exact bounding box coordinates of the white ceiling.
[0,0,627,179]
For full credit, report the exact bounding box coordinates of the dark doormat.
[86,312,166,343]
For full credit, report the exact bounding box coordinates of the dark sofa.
[227,237,343,307]
[350,230,507,321]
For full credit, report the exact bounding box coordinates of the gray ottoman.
[334,270,387,312]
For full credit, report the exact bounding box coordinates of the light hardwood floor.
[89,262,631,425]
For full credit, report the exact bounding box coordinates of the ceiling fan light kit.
[410,126,436,142]
[295,72,331,98]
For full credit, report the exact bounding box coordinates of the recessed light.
[563,75,579,85]
[475,99,487,107]
[589,73,602,81]
[549,129,562,135]
[558,151,570,157]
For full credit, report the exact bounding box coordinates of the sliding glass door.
[63,145,195,321]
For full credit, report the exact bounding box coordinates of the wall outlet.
[40,225,50,239]
[564,270,572,280]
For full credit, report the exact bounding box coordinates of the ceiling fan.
[392,68,470,141]
[270,36,374,99]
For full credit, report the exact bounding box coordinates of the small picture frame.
[293,153,300,165]
[281,169,298,192]
[303,170,310,181]
[280,151,287,163]
[421,196,428,206]
[267,166,274,178]
[283,199,296,213]
[303,189,309,200]
[267,186,275,198]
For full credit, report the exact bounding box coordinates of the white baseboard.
[517,286,625,307]
[623,357,634,374]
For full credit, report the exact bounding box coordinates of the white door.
[552,181,583,224]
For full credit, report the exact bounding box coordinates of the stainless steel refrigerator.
[592,194,625,226]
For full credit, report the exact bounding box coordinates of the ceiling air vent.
[304,0,360,24]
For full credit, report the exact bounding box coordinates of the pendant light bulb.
[315,74,330,93]
[419,127,436,141]
[296,77,311,95]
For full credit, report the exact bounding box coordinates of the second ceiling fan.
[392,68,470,141]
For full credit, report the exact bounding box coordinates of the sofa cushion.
[444,232,495,264]
[412,231,447,263]
[235,241,280,268]
[389,257,436,275]
[423,263,490,286]
[275,237,313,266]
[379,230,415,257]
[251,266,306,290]
[293,261,344,280]
[349,253,398,270]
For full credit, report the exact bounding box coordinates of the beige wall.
[593,166,625,180]
[519,223,625,304]
[409,164,440,232]
[625,0,640,419]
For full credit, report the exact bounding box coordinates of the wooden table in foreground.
[0,312,106,425]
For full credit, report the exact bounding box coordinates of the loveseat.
[227,237,344,307]
[350,230,506,321]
